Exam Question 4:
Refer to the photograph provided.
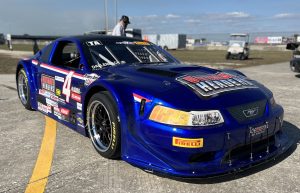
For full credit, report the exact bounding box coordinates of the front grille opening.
[224,135,275,163]
[189,151,216,163]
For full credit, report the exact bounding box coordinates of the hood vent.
[137,68,179,77]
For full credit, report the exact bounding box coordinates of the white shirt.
[112,22,126,36]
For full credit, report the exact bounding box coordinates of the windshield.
[229,40,245,47]
[85,40,178,70]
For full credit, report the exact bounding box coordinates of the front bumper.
[123,105,292,177]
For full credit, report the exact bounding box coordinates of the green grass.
[0,45,293,74]
[169,50,292,68]
[0,44,45,52]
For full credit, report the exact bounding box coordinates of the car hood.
[101,63,271,110]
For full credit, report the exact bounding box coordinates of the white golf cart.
[226,33,250,60]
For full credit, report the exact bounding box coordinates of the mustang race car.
[16,35,291,177]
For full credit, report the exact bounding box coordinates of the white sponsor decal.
[47,105,52,113]
[71,86,81,94]
[84,73,99,86]
[86,41,103,46]
[55,76,65,82]
[39,89,51,98]
[38,102,48,114]
[46,98,58,107]
[77,103,82,111]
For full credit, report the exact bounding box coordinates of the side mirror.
[286,43,299,50]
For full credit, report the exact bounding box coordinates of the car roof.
[59,35,144,43]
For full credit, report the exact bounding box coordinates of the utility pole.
[104,0,108,33]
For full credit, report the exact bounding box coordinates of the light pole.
[104,0,108,33]
[115,0,118,24]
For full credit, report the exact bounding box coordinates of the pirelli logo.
[172,137,204,148]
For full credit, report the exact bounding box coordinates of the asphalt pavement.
[0,62,299,193]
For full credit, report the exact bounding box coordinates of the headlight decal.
[149,105,224,126]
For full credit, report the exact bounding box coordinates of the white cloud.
[184,19,201,23]
[225,12,250,18]
[166,14,180,19]
[145,14,158,19]
[273,13,299,19]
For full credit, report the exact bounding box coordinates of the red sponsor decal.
[182,73,234,84]
[41,75,55,93]
[71,92,81,102]
[60,108,70,116]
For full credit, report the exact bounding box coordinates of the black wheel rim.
[18,72,28,105]
[87,101,112,152]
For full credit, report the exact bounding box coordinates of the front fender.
[16,60,38,109]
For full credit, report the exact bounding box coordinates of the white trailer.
[143,34,186,50]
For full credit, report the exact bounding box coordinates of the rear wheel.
[86,92,121,159]
[17,69,32,110]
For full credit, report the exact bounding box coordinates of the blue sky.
[0,0,299,35]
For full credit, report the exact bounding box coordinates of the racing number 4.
[62,71,74,103]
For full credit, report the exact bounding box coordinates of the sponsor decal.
[41,74,55,93]
[243,107,259,118]
[38,102,48,114]
[54,110,62,120]
[77,117,83,124]
[77,103,82,111]
[32,60,39,65]
[133,93,152,103]
[172,137,204,148]
[91,62,119,70]
[86,40,103,46]
[71,92,81,102]
[250,124,267,137]
[46,98,58,107]
[71,87,81,94]
[60,108,70,116]
[55,88,61,97]
[55,76,64,83]
[176,72,258,97]
[47,105,52,113]
[134,41,150,45]
[50,94,59,102]
[39,89,51,98]
[84,73,99,86]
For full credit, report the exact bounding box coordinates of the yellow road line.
[25,116,57,193]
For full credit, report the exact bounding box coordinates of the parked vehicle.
[143,34,186,50]
[286,42,300,72]
[226,33,250,60]
[17,35,290,177]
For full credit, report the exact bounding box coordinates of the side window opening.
[40,42,54,63]
[51,41,81,70]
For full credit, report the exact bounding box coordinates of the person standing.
[112,15,130,37]
[6,34,13,51]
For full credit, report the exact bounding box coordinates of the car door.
[37,40,86,131]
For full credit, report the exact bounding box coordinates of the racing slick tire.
[87,92,121,159]
[17,68,32,110]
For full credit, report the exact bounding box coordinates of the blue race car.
[16,35,291,177]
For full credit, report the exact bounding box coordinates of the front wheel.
[86,92,121,159]
[17,68,32,110]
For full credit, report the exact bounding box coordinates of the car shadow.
[295,74,300,78]
[152,121,299,184]
[246,57,264,61]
